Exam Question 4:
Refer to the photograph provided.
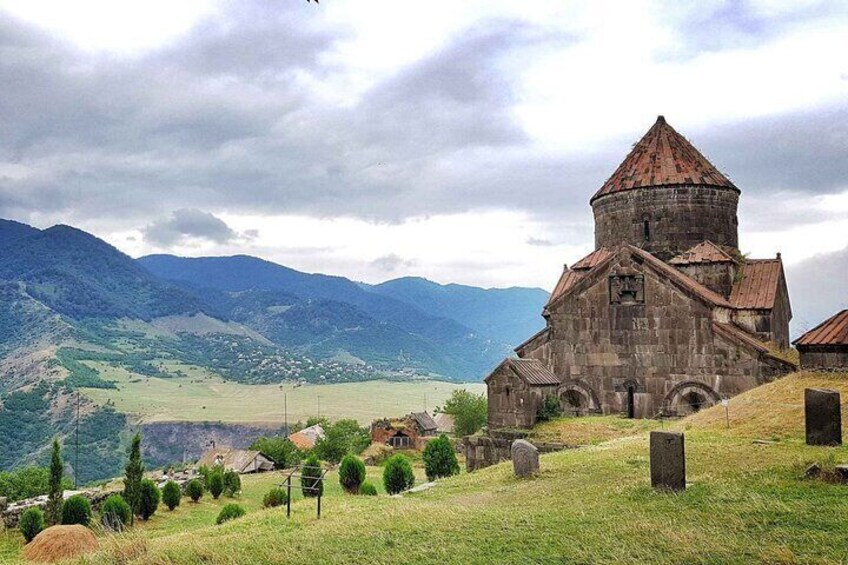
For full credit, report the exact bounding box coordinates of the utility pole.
[75,391,80,489]
[284,391,288,434]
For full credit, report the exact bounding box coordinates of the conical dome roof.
[591,116,737,203]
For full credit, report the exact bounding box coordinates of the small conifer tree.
[162,480,181,510]
[423,434,460,480]
[300,454,323,498]
[123,433,144,524]
[44,439,63,526]
[209,469,224,499]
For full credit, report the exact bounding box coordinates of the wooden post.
[317,489,321,519]
[286,475,292,518]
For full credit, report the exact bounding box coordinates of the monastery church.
[486,116,796,427]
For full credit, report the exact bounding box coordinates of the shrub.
[423,434,460,481]
[186,479,204,502]
[197,465,212,489]
[101,495,132,532]
[262,487,289,508]
[250,437,301,469]
[61,495,92,526]
[536,394,562,422]
[138,479,160,520]
[313,419,371,464]
[338,455,366,494]
[209,470,224,500]
[216,503,246,525]
[223,470,241,497]
[383,454,414,495]
[440,390,487,437]
[19,507,44,543]
[162,481,181,511]
[359,481,378,496]
[300,454,323,498]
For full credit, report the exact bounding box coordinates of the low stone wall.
[1,490,115,530]
[464,431,570,472]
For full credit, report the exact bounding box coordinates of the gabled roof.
[794,310,848,346]
[410,412,438,432]
[485,358,560,386]
[571,248,613,270]
[669,241,736,266]
[547,269,586,306]
[591,116,737,203]
[730,259,783,310]
[288,424,325,450]
[197,448,273,473]
[433,412,454,433]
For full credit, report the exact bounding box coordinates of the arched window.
[643,219,651,241]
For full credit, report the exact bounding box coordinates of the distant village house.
[287,423,325,450]
[794,310,848,371]
[371,412,437,450]
[197,447,274,474]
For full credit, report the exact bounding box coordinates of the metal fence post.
[286,475,291,519]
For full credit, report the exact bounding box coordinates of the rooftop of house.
[794,310,848,346]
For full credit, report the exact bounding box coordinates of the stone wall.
[592,186,739,261]
[486,365,558,428]
[1,490,114,529]
[675,262,736,298]
[464,432,568,472]
[799,346,848,372]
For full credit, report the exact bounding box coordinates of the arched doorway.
[680,391,707,414]
[663,381,721,417]
[626,383,636,419]
[558,381,601,416]
[562,390,586,416]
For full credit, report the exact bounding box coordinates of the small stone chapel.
[485,116,796,428]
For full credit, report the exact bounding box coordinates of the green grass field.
[79,361,485,425]
[5,371,848,564]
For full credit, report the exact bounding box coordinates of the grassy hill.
[2,371,846,564]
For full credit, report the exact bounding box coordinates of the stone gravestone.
[650,431,685,491]
[805,388,842,446]
[511,439,539,478]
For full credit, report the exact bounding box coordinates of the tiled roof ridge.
[793,309,848,346]
[669,240,737,265]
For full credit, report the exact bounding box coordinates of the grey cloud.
[143,208,237,246]
[370,254,415,272]
[786,246,848,339]
[526,237,554,247]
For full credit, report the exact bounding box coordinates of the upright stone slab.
[805,388,842,446]
[650,431,685,491]
[511,439,539,478]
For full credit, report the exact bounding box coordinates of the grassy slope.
[80,364,485,425]
[5,372,848,564]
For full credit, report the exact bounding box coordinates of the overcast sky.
[0,0,846,334]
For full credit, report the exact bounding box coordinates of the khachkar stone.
[805,388,842,446]
[511,439,539,477]
[650,431,685,491]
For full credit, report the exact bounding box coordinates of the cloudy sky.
[1,0,846,334]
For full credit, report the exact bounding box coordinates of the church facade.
[486,117,796,428]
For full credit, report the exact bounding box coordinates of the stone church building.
[486,116,796,427]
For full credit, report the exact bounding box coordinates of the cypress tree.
[123,433,144,524]
[44,439,64,526]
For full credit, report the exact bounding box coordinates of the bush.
[383,454,414,495]
[250,437,301,469]
[101,495,132,532]
[162,481,181,511]
[262,487,289,508]
[216,503,246,525]
[300,454,323,498]
[19,507,44,543]
[338,455,366,494]
[197,465,212,489]
[187,479,204,502]
[440,390,487,437]
[536,394,562,422]
[223,470,241,497]
[359,481,378,496]
[423,434,460,481]
[138,479,160,520]
[209,470,224,499]
[61,495,92,526]
[313,419,371,464]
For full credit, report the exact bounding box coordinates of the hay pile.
[22,525,99,563]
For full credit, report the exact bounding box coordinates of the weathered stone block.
[650,431,685,491]
[511,440,539,478]
[805,388,842,446]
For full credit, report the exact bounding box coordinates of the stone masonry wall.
[487,366,557,429]
[464,433,568,472]
[799,346,848,372]
[592,186,739,261]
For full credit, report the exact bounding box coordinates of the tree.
[44,439,63,526]
[223,470,241,497]
[186,479,204,502]
[123,433,144,524]
[19,507,44,543]
[440,389,487,436]
[162,481,181,511]
[423,434,460,480]
[338,455,366,494]
[209,470,224,499]
[61,494,91,526]
[138,479,160,520]
[0,466,70,503]
[314,419,370,464]
[101,495,132,531]
[300,454,323,498]
[383,454,414,495]
[249,436,301,469]
[536,394,562,422]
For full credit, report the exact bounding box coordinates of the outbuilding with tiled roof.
[793,310,848,371]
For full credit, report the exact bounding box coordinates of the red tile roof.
[730,259,782,310]
[591,116,737,202]
[547,269,586,305]
[669,241,736,265]
[794,310,848,346]
[571,248,613,270]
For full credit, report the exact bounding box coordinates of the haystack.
[22,525,99,563]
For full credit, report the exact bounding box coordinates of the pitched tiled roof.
[547,269,586,305]
[591,116,737,202]
[197,448,274,473]
[410,412,437,432]
[288,424,325,450]
[669,241,736,265]
[794,310,848,346]
[572,248,613,270]
[730,259,782,310]
[509,358,560,385]
[547,248,613,306]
